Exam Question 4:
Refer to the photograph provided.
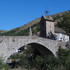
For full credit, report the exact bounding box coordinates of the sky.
[0,0,70,30]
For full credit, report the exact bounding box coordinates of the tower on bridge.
[40,15,55,38]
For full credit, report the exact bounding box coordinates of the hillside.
[0,30,6,33]
[0,10,70,36]
[52,10,70,17]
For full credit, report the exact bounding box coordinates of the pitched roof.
[55,27,66,34]
[42,15,54,21]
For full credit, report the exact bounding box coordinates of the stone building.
[40,15,69,42]
[54,27,69,42]
[40,15,54,38]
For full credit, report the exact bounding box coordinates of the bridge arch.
[27,43,54,56]
[0,36,59,62]
[6,42,55,63]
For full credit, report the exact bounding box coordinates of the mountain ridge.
[0,10,70,36]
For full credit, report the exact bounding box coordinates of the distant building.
[40,15,69,42]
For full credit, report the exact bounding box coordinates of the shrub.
[0,58,9,70]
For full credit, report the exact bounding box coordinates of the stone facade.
[0,36,66,62]
[40,15,54,38]
[40,15,69,42]
[46,21,54,36]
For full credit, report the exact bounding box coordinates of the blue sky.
[0,0,70,30]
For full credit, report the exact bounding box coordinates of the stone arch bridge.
[0,36,66,62]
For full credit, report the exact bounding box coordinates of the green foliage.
[57,48,70,70]
[0,28,29,36]
[65,57,70,70]
[14,28,29,36]
[0,59,9,70]
[57,49,68,65]
[32,23,40,35]
[34,56,45,70]
[57,14,70,33]
[53,15,62,20]
[0,22,40,36]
